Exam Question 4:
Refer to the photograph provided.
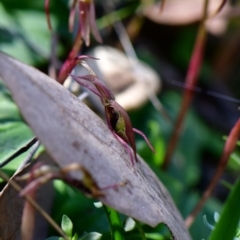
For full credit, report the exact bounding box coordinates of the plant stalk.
[103,205,125,240]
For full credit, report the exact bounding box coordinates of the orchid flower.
[71,66,155,165]
[45,0,102,46]
[78,0,102,46]
[57,54,155,165]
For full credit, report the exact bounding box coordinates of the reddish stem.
[185,119,240,228]
[113,132,136,166]
[57,29,83,84]
[133,128,156,153]
[162,0,209,169]
[163,27,206,169]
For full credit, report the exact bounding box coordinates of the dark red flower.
[71,65,155,165]
[45,0,102,46]
[79,0,102,46]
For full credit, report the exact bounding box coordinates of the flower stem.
[135,220,147,240]
[103,205,125,240]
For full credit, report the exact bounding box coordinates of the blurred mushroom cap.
[90,46,161,110]
[143,0,232,35]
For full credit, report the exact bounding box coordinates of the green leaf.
[0,123,34,160]
[202,215,214,231]
[144,233,164,240]
[72,233,79,240]
[0,80,34,171]
[209,177,240,240]
[103,206,125,240]
[61,215,73,238]
[51,180,109,238]
[228,152,240,170]
[0,3,49,64]
[79,232,102,240]
[220,180,233,190]
[213,212,220,223]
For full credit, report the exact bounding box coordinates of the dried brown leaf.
[0,51,191,240]
[0,153,54,240]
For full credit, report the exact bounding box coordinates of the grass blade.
[209,177,240,240]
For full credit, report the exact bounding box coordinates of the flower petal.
[78,75,115,100]
[109,100,137,162]
[71,75,103,99]
[79,1,91,46]
[69,0,78,32]
[133,128,155,153]
[89,1,102,43]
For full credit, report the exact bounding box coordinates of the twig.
[16,141,41,173]
[48,32,59,80]
[45,0,52,31]
[135,220,147,240]
[0,137,38,168]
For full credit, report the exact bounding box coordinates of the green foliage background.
[0,0,239,239]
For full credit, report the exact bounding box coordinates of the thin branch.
[103,205,125,240]
[0,137,38,168]
[16,141,41,173]
[48,32,59,80]
[133,128,155,153]
[135,220,147,240]
[45,0,52,31]
[208,0,228,19]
